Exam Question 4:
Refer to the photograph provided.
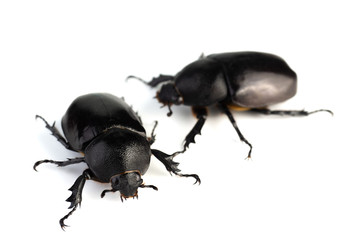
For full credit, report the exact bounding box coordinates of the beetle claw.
[59,220,69,231]
[33,160,44,171]
[59,205,77,230]
[176,173,201,185]
[308,109,334,116]
[166,105,173,117]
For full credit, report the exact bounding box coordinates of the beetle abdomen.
[208,52,297,108]
[232,71,297,108]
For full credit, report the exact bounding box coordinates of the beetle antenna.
[159,104,173,117]
[100,189,117,198]
[126,75,149,85]
[140,184,158,191]
[167,105,173,117]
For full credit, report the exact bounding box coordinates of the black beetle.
[128,52,332,158]
[34,93,200,229]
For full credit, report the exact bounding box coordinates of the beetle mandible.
[128,52,332,158]
[34,93,200,229]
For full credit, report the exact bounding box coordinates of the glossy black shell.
[61,93,150,182]
[174,52,297,108]
[62,93,145,151]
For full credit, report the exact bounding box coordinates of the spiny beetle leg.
[36,115,76,152]
[151,149,201,185]
[60,169,92,230]
[181,106,207,153]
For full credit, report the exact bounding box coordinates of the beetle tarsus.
[127,74,174,87]
[33,157,85,171]
[250,108,333,116]
[175,173,201,185]
[59,206,77,230]
[308,109,333,116]
[220,104,253,159]
[151,149,201,185]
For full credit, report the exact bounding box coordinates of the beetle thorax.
[84,129,151,182]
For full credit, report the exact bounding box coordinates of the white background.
[1,0,346,239]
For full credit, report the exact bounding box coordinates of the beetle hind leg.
[249,108,333,116]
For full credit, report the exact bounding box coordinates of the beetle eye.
[111,177,120,188]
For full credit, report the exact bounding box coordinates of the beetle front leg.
[175,107,207,156]
[36,115,76,152]
[59,169,92,230]
[151,149,201,185]
[220,104,253,159]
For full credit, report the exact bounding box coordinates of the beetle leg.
[174,107,207,156]
[249,108,333,116]
[36,115,76,152]
[127,74,174,87]
[60,169,92,230]
[220,104,253,159]
[151,149,201,185]
[33,157,85,171]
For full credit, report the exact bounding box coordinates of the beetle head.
[156,83,183,116]
[101,170,158,201]
[111,171,143,200]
